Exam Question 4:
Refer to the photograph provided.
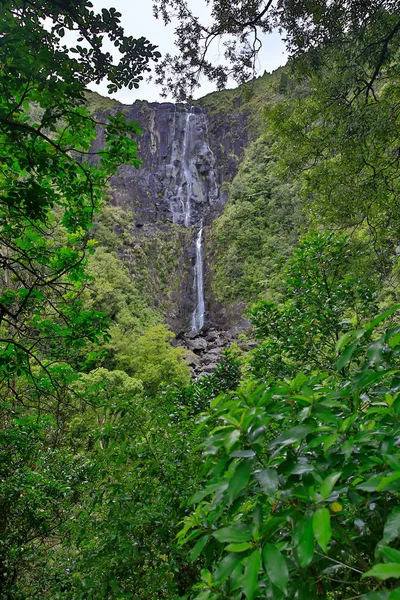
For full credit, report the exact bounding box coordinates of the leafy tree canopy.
[265,10,400,272]
[152,0,399,99]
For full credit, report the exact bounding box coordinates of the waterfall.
[164,104,219,332]
[191,227,205,333]
[180,108,194,227]
[170,106,195,227]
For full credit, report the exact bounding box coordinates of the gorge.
[91,89,253,333]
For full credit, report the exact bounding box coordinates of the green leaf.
[362,593,391,600]
[366,305,400,331]
[190,535,210,562]
[384,508,400,543]
[336,339,358,371]
[312,508,332,553]
[243,550,261,600]
[293,517,314,567]
[263,543,288,592]
[357,477,382,492]
[362,563,400,580]
[269,426,312,451]
[228,459,253,503]
[191,481,228,504]
[320,471,342,500]
[380,546,400,563]
[193,592,211,600]
[225,542,253,552]
[256,468,279,496]
[213,524,253,544]
[323,434,341,453]
[377,472,400,491]
[336,328,365,352]
[225,429,241,451]
[214,553,243,582]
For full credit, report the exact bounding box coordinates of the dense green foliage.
[179,307,400,600]
[266,11,400,276]
[1,1,400,599]
[211,135,301,303]
[0,1,189,597]
[250,232,377,379]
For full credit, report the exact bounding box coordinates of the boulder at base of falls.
[205,330,218,342]
[185,351,201,368]
[187,337,208,352]
[201,363,218,373]
[202,351,221,364]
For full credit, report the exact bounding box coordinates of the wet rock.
[186,330,199,340]
[185,352,201,368]
[207,347,221,355]
[196,372,209,379]
[89,96,251,334]
[205,330,218,342]
[202,351,221,364]
[201,363,218,373]
[187,337,208,352]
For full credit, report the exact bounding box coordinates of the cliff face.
[91,97,250,333]
[93,101,248,225]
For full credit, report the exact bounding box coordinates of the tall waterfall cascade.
[191,226,205,333]
[99,99,225,334]
[164,105,219,333]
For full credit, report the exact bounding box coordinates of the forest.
[1,1,400,598]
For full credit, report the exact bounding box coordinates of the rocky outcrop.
[90,97,251,333]
[92,102,224,227]
[177,320,253,378]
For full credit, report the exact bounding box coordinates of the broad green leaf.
[362,593,391,600]
[388,332,400,349]
[366,305,400,331]
[193,592,211,600]
[269,426,312,451]
[214,553,243,582]
[263,543,288,592]
[190,535,210,562]
[362,563,400,580]
[191,481,228,504]
[213,524,253,544]
[225,542,253,552]
[384,508,400,543]
[336,328,365,352]
[377,472,400,491]
[323,434,341,453]
[313,508,332,553]
[225,429,241,451]
[320,471,342,500]
[336,340,358,371]
[380,546,400,563]
[228,459,253,503]
[367,340,385,363]
[293,517,314,567]
[243,550,261,600]
[357,477,382,492]
[256,468,279,496]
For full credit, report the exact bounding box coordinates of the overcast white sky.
[87,1,288,103]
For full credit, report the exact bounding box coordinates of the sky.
[87,1,288,103]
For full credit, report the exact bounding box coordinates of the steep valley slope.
[88,66,300,336]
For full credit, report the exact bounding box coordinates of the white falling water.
[191,227,205,333]
[165,105,218,333]
[171,106,195,227]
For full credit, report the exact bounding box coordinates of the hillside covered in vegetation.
[1,1,400,599]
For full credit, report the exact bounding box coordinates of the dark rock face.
[92,98,250,332]
[93,102,225,227]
